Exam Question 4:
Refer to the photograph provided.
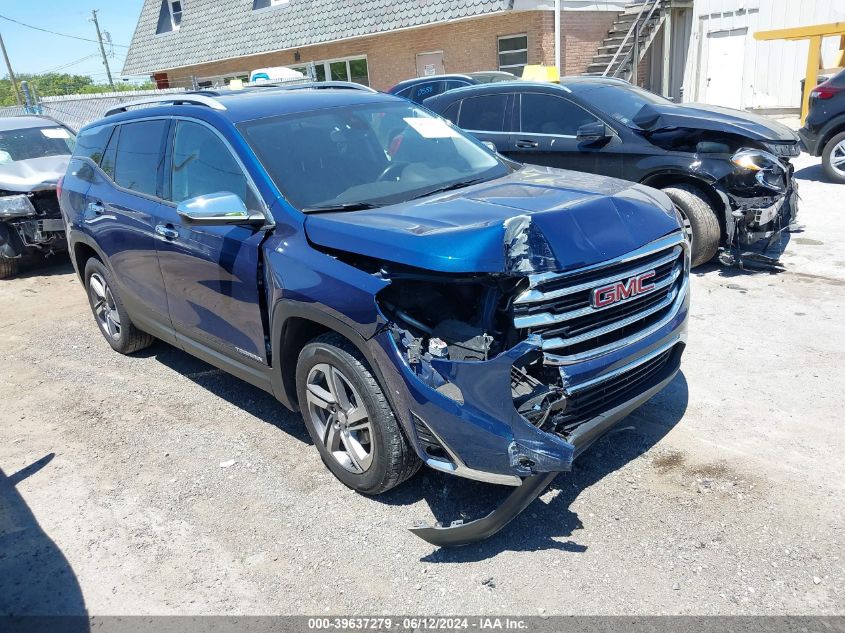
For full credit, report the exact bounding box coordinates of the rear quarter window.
[73,125,113,164]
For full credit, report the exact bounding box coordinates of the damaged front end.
[0,189,67,262]
[371,232,688,546]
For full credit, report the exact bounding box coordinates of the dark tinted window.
[440,101,460,124]
[443,80,471,92]
[170,121,258,210]
[100,126,119,178]
[458,94,508,131]
[73,125,112,164]
[113,120,168,197]
[520,93,600,136]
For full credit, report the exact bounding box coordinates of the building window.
[156,0,182,34]
[498,34,528,77]
[292,56,369,86]
[253,0,290,9]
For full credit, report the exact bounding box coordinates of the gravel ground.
[1,153,843,616]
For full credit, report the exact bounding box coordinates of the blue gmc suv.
[59,83,689,546]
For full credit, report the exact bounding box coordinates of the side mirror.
[576,122,610,143]
[481,140,499,153]
[176,192,265,226]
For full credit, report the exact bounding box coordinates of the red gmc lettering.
[592,271,656,308]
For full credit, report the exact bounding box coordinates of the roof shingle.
[123,0,511,75]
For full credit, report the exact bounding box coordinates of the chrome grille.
[514,233,688,362]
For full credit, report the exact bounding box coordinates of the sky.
[0,0,146,83]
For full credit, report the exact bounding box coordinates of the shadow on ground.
[378,371,690,561]
[0,454,88,628]
[794,162,832,183]
[144,341,310,444]
[13,254,74,280]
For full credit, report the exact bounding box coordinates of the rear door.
[510,92,623,176]
[154,119,271,364]
[454,92,513,153]
[78,119,174,337]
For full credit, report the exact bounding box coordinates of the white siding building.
[682,0,845,111]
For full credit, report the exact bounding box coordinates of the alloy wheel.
[675,204,694,250]
[831,139,845,178]
[89,272,122,340]
[305,363,374,474]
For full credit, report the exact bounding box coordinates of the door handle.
[155,224,179,240]
[87,201,105,215]
[516,139,539,149]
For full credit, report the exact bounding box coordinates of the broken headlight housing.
[0,194,36,218]
[730,148,787,193]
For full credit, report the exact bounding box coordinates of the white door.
[416,52,444,78]
[703,28,747,109]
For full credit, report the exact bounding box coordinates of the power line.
[0,13,129,47]
[37,52,101,75]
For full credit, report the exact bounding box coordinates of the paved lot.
[1,154,843,616]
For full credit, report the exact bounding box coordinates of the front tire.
[821,131,845,184]
[84,258,154,354]
[662,185,722,267]
[0,258,18,279]
[296,333,420,495]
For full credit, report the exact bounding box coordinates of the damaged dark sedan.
[0,116,75,278]
[424,77,801,267]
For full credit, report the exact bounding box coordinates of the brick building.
[122,0,630,91]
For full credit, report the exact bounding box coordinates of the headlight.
[730,148,787,193]
[0,194,36,218]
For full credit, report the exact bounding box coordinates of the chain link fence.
[0,88,187,131]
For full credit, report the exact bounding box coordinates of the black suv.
[798,67,845,183]
[424,77,801,267]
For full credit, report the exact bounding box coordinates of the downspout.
[554,0,561,76]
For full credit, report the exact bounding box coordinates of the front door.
[508,92,623,176]
[416,51,444,78]
[155,119,270,364]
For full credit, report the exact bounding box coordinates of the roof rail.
[104,94,226,117]
[269,81,377,93]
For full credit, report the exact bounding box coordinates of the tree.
[0,72,154,107]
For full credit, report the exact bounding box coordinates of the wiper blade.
[301,202,382,214]
[411,177,488,200]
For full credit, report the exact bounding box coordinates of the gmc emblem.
[591,271,656,308]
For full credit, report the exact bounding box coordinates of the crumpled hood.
[304,166,681,274]
[0,155,70,193]
[633,103,799,143]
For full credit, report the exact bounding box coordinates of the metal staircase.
[586,0,669,82]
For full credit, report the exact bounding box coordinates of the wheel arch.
[640,172,728,238]
[70,234,109,282]
[270,301,387,413]
[818,116,845,155]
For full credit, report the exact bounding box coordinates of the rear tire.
[662,184,722,267]
[0,258,18,279]
[821,131,845,184]
[296,332,420,495]
[84,258,154,354]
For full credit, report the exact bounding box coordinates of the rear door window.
[520,93,601,136]
[411,81,444,102]
[73,125,113,164]
[457,94,509,132]
[113,120,168,197]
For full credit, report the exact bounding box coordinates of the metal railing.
[602,0,663,81]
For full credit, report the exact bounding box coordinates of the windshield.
[239,102,508,211]
[0,126,76,164]
[568,83,671,128]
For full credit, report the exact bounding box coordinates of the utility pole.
[0,32,22,106]
[90,9,115,90]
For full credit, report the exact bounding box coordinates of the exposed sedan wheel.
[0,258,18,279]
[662,185,721,267]
[84,258,154,354]
[296,333,420,495]
[821,131,845,184]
